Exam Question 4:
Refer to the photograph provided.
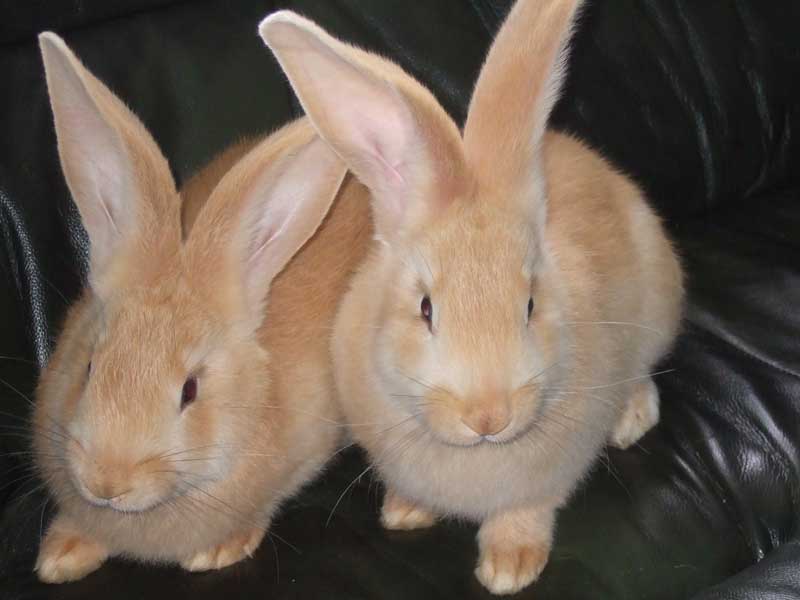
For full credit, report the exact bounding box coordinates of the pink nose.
[461,404,511,437]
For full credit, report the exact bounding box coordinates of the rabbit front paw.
[36,517,108,583]
[180,527,265,572]
[475,541,549,595]
[475,504,555,595]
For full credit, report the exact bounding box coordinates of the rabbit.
[260,0,684,594]
[33,32,372,583]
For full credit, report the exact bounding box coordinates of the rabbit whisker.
[547,369,675,392]
[563,321,665,336]
[326,419,423,527]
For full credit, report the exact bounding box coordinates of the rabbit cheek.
[502,387,545,443]
[181,407,225,479]
[378,318,426,397]
[420,390,485,447]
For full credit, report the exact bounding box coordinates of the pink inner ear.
[247,228,274,268]
[238,206,290,314]
[96,190,121,235]
[343,97,412,189]
[216,131,346,317]
[247,215,286,268]
[260,13,459,238]
[370,133,406,187]
[40,34,140,280]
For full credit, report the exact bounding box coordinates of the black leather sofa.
[2,1,799,598]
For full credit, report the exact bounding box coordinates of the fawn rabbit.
[261,0,683,594]
[33,32,370,582]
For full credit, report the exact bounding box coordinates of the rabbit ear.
[39,32,178,291]
[463,0,583,202]
[259,11,466,241]
[186,127,346,326]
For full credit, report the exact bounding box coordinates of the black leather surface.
[2,1,799,598]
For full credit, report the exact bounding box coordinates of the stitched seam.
[0,190,46,368]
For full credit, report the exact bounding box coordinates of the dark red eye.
[420,296,433,329]
[527,297,534,320]
[181,377,198,411]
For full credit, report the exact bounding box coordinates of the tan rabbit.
[33,32,371,583]
[261,0,684,594]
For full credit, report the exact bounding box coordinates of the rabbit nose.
[83,472,132,502]
[461,401,511,437]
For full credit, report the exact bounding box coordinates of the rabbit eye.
[181,377,198,411]
[420,296,433,330]
[527,297,534,321]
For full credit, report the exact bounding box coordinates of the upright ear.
[259,12,465,241]
[186,125,346,325]
[39,32,177,291]
[462,0,583,194]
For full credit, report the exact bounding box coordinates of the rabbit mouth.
[425,420,531,448]
[430,428,527,449]
[85,496,159,513]
[476,425,532,447]
[470,420,540,448]
[73,479,167,513]
[78,493,154,514]
[67,466,176,514]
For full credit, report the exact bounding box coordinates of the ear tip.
[38,31,62,53]
[38,31,73,67]
[258,10,313,45]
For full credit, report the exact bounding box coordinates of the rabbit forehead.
[93,278,222,376]
[412,202,539,288]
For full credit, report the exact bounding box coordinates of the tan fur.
[181,138,258,236]
[262,1,684,595]
[34,34,371,582]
